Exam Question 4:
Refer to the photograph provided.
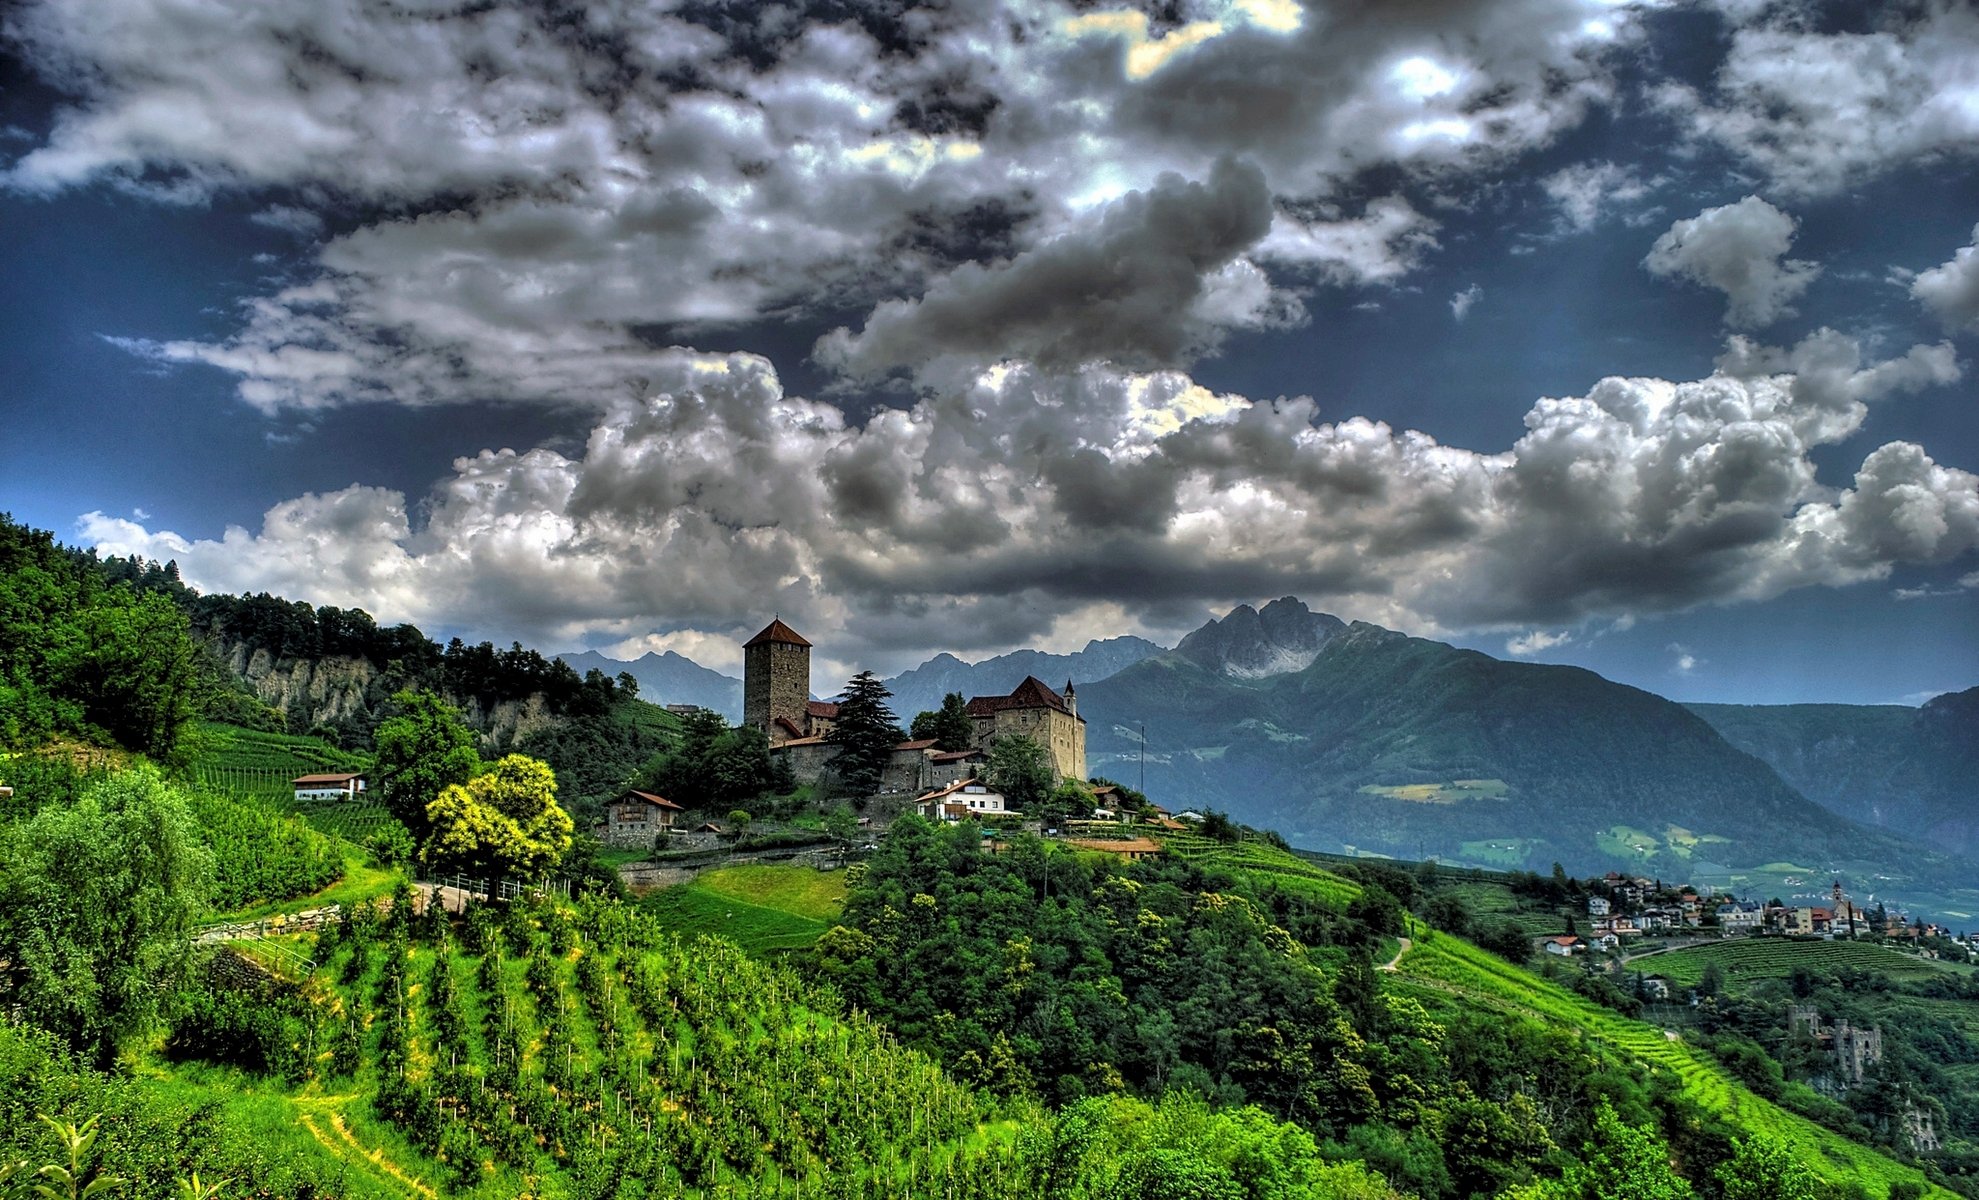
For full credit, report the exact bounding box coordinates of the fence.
[419,872,572,906]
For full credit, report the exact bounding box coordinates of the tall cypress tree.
[825,671,902,797]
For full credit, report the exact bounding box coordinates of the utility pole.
[1138,720,1146,797]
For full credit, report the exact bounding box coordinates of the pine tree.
[908,692,975,752]
[826,671,902,797]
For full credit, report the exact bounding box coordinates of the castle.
[741,618,1086,789]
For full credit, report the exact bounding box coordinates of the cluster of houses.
[1541,874,1920,957]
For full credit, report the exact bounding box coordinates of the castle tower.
[1064,678,1077,719]
[743,619,812,742]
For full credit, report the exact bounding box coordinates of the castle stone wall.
[974,708,1085,781]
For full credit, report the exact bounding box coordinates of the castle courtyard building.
[966,676,1086,781]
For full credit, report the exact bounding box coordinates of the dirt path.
[1378,936,1413,972]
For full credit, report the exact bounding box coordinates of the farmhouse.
[292,771,366,802]
[1543,936,1583,956]
[598,789,683,847]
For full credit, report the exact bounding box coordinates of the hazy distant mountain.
[1080,599,1944,884]
[1689,688,1979,859]
[559,650,743,720]
[880,636,1166,719]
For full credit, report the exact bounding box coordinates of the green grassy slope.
[1394,931,1950,1197]
[641,865,847,955]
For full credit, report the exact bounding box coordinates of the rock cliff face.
[228,641,383,728]
[217,636,558,751]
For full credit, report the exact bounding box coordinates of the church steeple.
[1064,678,1077,718]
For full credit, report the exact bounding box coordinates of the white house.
[916,779,1009,821]
[1718,901,1763,932]
[1587,896,1612,917]
[1543,936,1584,956]
[292,772,366,802]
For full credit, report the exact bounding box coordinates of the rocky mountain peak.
[1175,597,1348,678]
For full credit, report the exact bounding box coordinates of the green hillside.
[642,865,847,955]
[1080,619,1960,893]
[1392,930,1944,1196]
[826,819,1957,1199]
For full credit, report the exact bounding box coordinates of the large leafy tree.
[987,734,1054,812]
[0,766,214,1067]
[374,689,480,839]
[825,671,902,797]
[908,692,976,752]
[422,753,573,888]
[0,515,210,763]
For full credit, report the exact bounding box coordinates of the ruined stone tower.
[743,618,811,741]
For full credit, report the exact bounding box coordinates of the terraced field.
[1155,831,1363,907]
[1645,937,1970,990]
[194,722,407,847]
[1395,932,1950,1197]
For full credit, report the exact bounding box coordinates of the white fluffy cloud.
[82,336,1976,667]
[1910,223,1979,332]
[1643,197,1821,328]
[1656,2,1979,197]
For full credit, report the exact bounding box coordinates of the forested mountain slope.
[1080,601,1948,884]
[1690,690,1979,859]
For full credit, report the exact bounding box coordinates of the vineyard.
[1646,937,1971,990]
[206,892,1033,1199]
[1153,831,1363,908]
[193,722,409,850]
[1393,930,1951,1198]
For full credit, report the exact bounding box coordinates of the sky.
[2,0,1978,704]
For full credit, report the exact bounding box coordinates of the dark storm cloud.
[817,157,1281,375]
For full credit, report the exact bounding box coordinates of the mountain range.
[559,649,744,717]
[1689,690,1979,860]
[1077,599,1907,877]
